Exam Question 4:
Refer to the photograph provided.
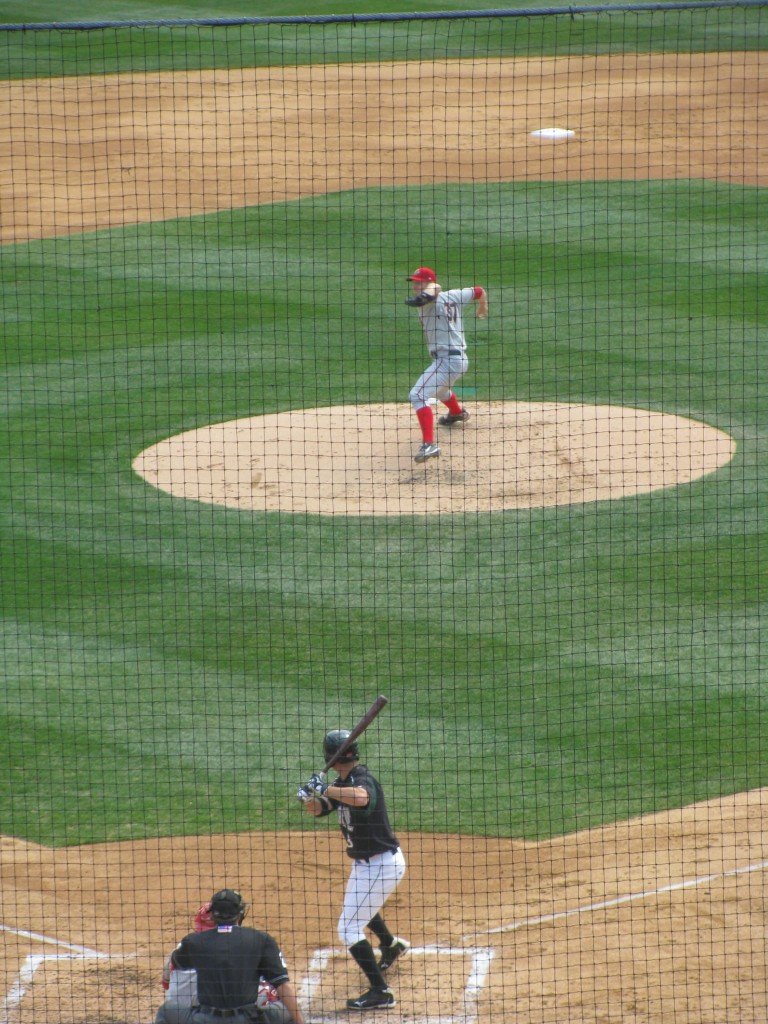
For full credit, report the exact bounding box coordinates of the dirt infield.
[1,49,765,1023]
[2,790,767,1023]
[132,401,736,515]
[1,52,766,243]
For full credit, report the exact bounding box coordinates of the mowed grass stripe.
[1,5,765,80]
[1,180,766,845]
[2,0,681,23]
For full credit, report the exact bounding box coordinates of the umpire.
[163,888,305,1024]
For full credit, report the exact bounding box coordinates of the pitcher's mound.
[132,402,735,516]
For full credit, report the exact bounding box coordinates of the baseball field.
[1,1,767,1021]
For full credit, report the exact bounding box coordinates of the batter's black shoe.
[346,987,396,1011]
[414,441,440,463]
[379,937,410,972]
[438,409,470,426]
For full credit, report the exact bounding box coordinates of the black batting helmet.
[209,888,248,924]
[323,729,359,764]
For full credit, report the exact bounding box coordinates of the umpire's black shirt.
[172,925,289,1009]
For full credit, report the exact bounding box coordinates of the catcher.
[298,729,409,1011]
[156,901,216,1024]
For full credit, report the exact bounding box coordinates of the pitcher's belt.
[430,348,463,356]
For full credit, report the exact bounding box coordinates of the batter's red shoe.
[438,409,470,426]
[379,937,410,972]
[346,987,396,1010]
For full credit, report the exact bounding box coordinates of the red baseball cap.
[407,267,437,283]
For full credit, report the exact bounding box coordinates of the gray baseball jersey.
[416,287,478,355]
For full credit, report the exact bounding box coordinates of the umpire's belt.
[197,1005,259,1018]
[430,348,463,357]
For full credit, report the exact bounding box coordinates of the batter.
[298,730,409,1011]
[406,266,488,463]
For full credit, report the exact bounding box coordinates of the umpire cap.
[209,888,248,923]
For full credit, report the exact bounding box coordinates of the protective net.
[1,3,767,1022]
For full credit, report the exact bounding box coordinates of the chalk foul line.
[0,924,134,1024]
[465,856,768,940]
[0,924,104,957]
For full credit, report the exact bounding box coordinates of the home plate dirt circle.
[133,402,735,516]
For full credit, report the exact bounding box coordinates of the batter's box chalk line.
[299,945,495,1024]
[0,923,135,1024]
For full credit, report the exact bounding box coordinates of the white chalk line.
[0,924,134,1024]
[0,923,103,956]
[300,946,495,1024]
[465,856,768,940]
[5,858,768,1021]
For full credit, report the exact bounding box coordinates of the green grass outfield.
[2,0,630,22]
[2,177,767,847]
[2,2,766,79]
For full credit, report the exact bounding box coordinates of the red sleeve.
[473,286,484,300]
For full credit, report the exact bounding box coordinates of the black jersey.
[322,764,399,860]
[172,925,288,1009]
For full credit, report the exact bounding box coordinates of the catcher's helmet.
[323,729,359,764]
[193,902,216,932]
[209,888,248,924]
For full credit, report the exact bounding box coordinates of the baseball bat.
[323,695,389,772]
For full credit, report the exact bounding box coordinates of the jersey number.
[338,805,354,846]
[443,301,459,326]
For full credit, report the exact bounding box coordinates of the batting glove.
[306,773,328,795]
